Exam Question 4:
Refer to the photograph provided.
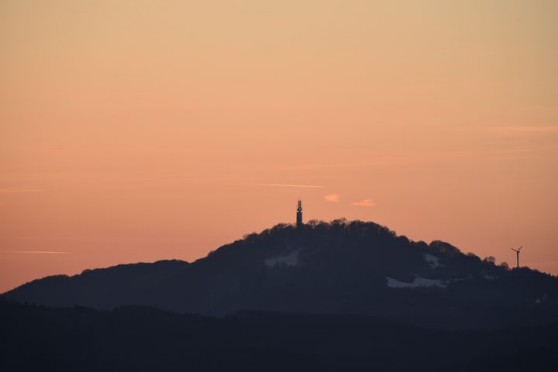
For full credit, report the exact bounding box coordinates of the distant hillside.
[4,259,190,309]
[4,220,558,329]
[2,300,558,372]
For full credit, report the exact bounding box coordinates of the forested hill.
[4,220,558,329]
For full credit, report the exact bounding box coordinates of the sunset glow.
[1,0,557,292]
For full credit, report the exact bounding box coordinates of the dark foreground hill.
[4,220,558,329]
[1,300,557,372]
[0,301,558,372]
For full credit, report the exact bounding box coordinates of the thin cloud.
[0,187,44,194]
[276,158,416,171]
[246,183,325,188]
[492,125,558,135]
[2,250,70,254]
[352,199,376,207]
[324,194,340,202]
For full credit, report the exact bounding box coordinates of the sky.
[1,0,557,292]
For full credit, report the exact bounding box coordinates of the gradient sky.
[1,0,557,292]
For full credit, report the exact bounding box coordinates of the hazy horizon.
[2,0,557,292]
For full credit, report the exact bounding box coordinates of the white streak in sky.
[246,183,325,188]
[0,187,44,194]
[2,250,70,254]
[493,125,558,135]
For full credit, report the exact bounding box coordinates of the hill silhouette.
[2,300,558,372]
[4,220,558,329]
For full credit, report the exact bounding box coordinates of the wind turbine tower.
[511,246,523,269]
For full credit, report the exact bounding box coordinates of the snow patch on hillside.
[265,250,299,268]
[386,276,447,289]
[424,254,442,269]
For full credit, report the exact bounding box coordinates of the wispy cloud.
[323,194,340,202]
[276,158,415,171]
[245,183,325,188]
[492,125,558,135]
[0,187,44,194]
[2,250,70,254]
[352,199,376,207]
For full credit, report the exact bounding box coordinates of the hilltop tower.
[296,200,303,228]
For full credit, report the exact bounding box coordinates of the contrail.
[0,187,44,194]
[2,250,70,254]
[245,183,325,188]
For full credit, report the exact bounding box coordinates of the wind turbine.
[511,246,523,269]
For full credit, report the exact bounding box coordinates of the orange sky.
[1,0,557,292]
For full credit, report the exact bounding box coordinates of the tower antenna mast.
[296,200,303,228]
